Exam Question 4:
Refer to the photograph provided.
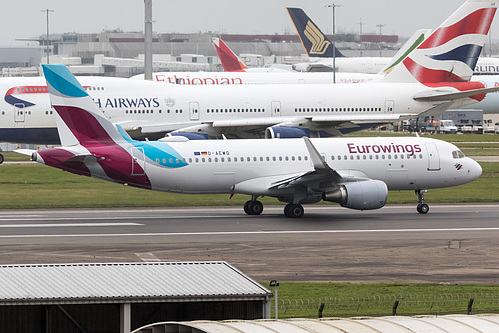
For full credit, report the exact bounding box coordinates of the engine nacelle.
[322,180,388,210]
[265,126,311,139]
[167,132,209,140]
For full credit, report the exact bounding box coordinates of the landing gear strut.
[284,203,304,218]
[416,189,429,214]
[243,197,264,215]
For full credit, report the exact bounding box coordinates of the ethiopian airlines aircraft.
[19,64,482,218]
[0,0,497,159]
[130,37,378,85]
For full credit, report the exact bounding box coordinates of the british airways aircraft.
[19,64,482,217]
[0,0,497,161]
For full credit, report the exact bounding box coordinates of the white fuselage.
[0,75,480,143]
[130,71,379,85]
[39,137,481,196]
[293,57,499,76]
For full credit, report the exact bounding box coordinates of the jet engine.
[265,126,311,139]
[322,180,388,210]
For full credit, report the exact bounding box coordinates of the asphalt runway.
[1,204,499,283]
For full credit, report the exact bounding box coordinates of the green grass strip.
[0,162,497,209]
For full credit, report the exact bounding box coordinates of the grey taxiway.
[0,204,498,283]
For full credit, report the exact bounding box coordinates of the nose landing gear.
[416,190,429,214]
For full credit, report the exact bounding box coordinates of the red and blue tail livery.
[387,0,497,83]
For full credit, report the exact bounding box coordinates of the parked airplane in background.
[131,36,379,85]
[288,6,499,75]
[0,0,497,164]
[211,37,292,72]
[20,64,482,217]
[287,7,393,74]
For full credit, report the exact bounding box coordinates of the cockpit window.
[452,150,465,159]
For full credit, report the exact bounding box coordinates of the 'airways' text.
[94,97,160,109]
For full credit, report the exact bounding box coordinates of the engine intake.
[265,126,311,139]
[322,180,388,210]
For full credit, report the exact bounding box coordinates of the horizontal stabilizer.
[14,149,36,156]
[413,86,499,102]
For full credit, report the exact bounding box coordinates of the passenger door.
[14,103,25,123]
[189,102,200,121]
[425,143,440,171]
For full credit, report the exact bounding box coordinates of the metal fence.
[274,294,499,318]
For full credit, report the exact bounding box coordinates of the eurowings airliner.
[19,64,483,218]
[287,6,499,75]
[0,0,497,155]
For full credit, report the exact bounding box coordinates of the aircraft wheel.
[244,200,263,215]
[243,201,251,215]
[0,154,3,164]
[417,203,429,214]
[284,204,304,218]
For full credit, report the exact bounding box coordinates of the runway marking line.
[0,223,142,228]
[3,227,499,238]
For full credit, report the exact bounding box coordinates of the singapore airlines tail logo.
[304,21,331,55]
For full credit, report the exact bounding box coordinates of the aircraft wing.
[124,114,415,140]
[269,137,343,191]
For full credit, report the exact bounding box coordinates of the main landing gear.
[284,203,304,218]
[243,197,305,218]
[416,189,429,214]
[243,197,264,215]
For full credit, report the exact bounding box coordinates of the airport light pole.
[326,4,341,84]
[359,18,365,57]
[269,280,279,319]
[144,0,153,81]
[376,24,386,57]
[41,9,54,64]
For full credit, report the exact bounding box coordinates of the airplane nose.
[467,158,482,181]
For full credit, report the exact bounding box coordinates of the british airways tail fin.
[42,64,126,147]
[212,37,248,72]
[385,0,497,83]
[286,7,345,58]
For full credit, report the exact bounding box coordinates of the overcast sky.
[3,0,499,45]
